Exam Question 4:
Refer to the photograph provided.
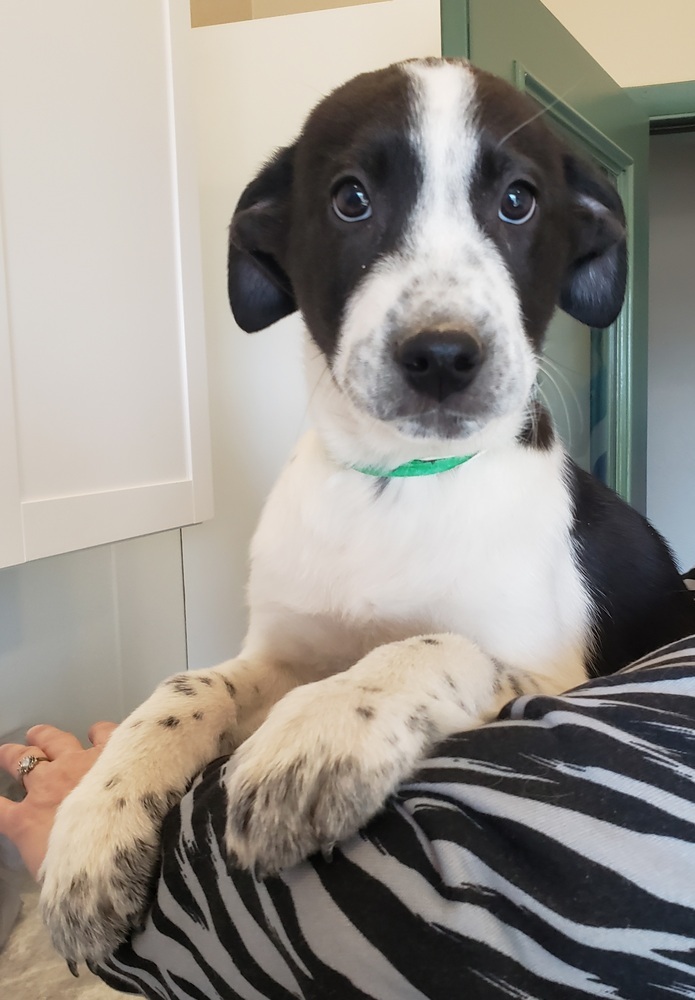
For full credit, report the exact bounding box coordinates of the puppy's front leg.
[224,634,547,874]
[40,655,298,965]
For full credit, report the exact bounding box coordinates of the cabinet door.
[0,0,212,568]
[442,0,650,510]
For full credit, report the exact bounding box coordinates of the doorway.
[647,126,695,570]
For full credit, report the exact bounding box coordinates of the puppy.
[40,58,695,964]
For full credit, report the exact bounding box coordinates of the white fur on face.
[328,60,537,454]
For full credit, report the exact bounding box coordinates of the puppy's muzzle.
[395,329,484,403]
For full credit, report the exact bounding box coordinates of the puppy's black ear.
[560,155,627,329]
[228,145,297,332]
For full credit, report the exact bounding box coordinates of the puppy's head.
[228,59,626,449]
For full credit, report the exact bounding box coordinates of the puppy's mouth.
[385,405,488,440]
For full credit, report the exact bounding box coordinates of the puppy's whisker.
[537,363,573,449]
[541,354,583,403]
[305,351,330,411]
[543,348,586,381]
[495,75,585,149]
[297,79,333,101]
[539,355,586,444]
[533,386,550,424]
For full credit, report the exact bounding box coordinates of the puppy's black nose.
[396,330,484,401]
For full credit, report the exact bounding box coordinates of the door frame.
[440,0,647,508]
[626,81,695,132]
[513,63,635,498]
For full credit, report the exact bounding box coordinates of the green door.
[442,0,650,511]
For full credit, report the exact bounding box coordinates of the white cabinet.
[0,0,212,569]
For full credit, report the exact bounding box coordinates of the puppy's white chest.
[249,433,590,685]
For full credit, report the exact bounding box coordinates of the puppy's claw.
[67,959,79,978]
[321,842,336,863]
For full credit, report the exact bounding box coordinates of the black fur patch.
[166,675,197,697]
[373,477,390,498]
[568,461,695,674]
[234,787,258,836]
[158,716,181,729]
[406,709,436,742]
[518,401,555,451]
[228,64,421,358]
[141,793,162,822]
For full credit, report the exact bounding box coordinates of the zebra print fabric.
[97,634,695,999]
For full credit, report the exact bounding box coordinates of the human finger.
[25,724,84,758]
[88,721,118,747]
[0,796,21,837]
[0,743,49,781]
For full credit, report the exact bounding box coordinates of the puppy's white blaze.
[405,60,479,228]
[332,60,537,452]
[403,59,535,400]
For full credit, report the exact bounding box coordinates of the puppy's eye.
[332,179,372,223]
[498,182,536,225]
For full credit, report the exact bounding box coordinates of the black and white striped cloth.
[98,633,695,1000]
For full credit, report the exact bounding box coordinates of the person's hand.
[0,722,117,879]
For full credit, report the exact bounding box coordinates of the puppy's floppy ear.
[560,154,627,329]
[228,145,297,333]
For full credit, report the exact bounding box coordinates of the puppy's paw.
[40,668,238,964]
[39,765,182,964]
[223,668,432,874]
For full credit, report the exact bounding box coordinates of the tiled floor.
[0,870,129,1000]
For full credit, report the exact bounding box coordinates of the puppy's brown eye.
[332,179,372,222]
[499,182,536,225]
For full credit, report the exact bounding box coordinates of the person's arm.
[94,635,695,1000]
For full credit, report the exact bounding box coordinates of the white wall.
[0,531,187,742]
[540,0,695,87]
[0,547,120,741]
[181,0,442,668]
[647,131,695,572]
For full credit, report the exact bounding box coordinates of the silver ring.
[17,753,50,786]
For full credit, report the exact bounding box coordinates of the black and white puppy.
[41,58,695,964]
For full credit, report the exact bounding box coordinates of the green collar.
[353,454,478,478]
